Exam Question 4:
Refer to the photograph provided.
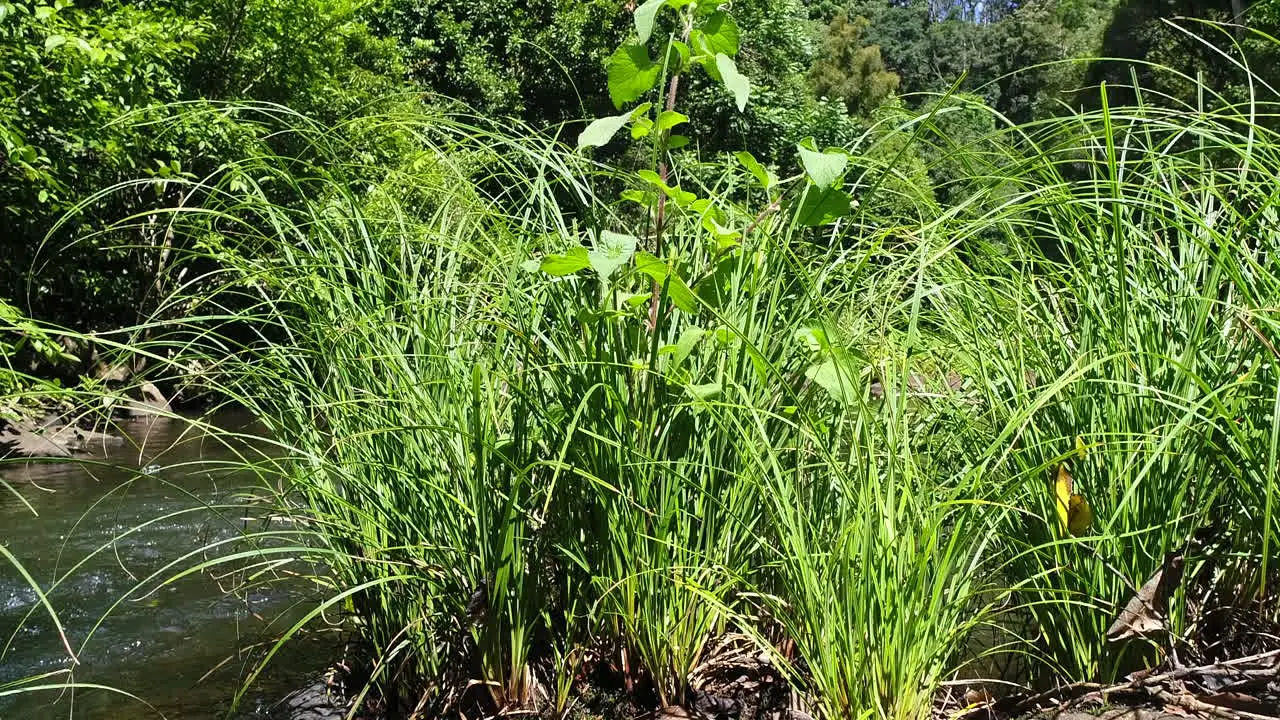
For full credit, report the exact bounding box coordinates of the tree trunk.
[1230,0,1249,36]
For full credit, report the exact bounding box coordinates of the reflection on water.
[0,410,324,719]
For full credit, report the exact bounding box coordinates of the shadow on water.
[0,410,331,719]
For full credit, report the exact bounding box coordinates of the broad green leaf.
[630,102,655,138]
[666,135,690,149]
[692,34,722,81]
[686,383,722,401]
[44,34,66,51]
[663,40,691,73]
[636,170,698,206]
[34,6,54,20]
[656,111,689,132]
[795,186,852,227]
[699,11,740,55]
[608,44,661,108]
[578,113,631,149]
[588,231,638,282]
[673,327,706,369]
[538,247,591,276]
[700,214,740,245]
[794,326,829,355]
[634,0,667,44]
[735,151,775,189]
[618,292,650,308]
[696,254,739,309]
[797,144,847,188]
[635,252,699,314]
[715,54,750,111]
[620,189,657,207]
[806,358,857,405]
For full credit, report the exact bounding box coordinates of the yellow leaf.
[1054,464,1072,532]
[1054,464,1092,537]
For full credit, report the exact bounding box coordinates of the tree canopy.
[3,0,1277,335]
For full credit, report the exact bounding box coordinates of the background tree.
[367,0,630,122]
[1083,0,1280,111]
[809,11,901,116]
[992,0,1113,123]
[0,0,406,333]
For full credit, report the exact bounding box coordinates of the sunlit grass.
[5,42,1280,720]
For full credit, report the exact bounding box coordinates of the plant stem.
[647,16,693,332]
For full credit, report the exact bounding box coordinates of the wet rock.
[282,679,346,720]
[0,409,123,460]
[121,381,172,417]
[0,420,73,459]
[45,424,123,454]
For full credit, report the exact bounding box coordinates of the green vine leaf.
[588,231,639,282]
[806,357,858,405]
[714,54,750,111]
[797,144,848,188]
[672,327,706,369]
[735,151,776,190]
[686,382,722,401]
[534,247,592,276]
[632,116,654,138]
[608,44,662,108]
[637,169,698,206]
[795,186,852,227]
[578,113,632,149]
[656,110,689,132]
[699,11,740,56]
[663,39,691,73]
[635,252,699,314]
[634,0,668,44]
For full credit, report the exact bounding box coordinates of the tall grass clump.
[67,22,1280,720]
[119,90,1004,720]
[925,70,1280,682]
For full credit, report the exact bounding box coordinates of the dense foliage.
[5,2,1280,718]
[4,0,1275,340]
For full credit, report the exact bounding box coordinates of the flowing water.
[0,411,327,719]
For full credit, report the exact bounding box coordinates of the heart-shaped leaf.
[795,186,852,227]
[608,44,661,108]
[537,247,591,276]
[588,231,639,282]
[686,382,722,401]
[735,151,775,190]
[656,110,689,132]
[699,11,740,56]
[634,0,668,44]
[578,113,632,149]
[673,327,706,369]
[797,144,848,188]
[715,54,750,111]
[635,252,699,314]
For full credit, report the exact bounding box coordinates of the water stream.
[0,411,327,719]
